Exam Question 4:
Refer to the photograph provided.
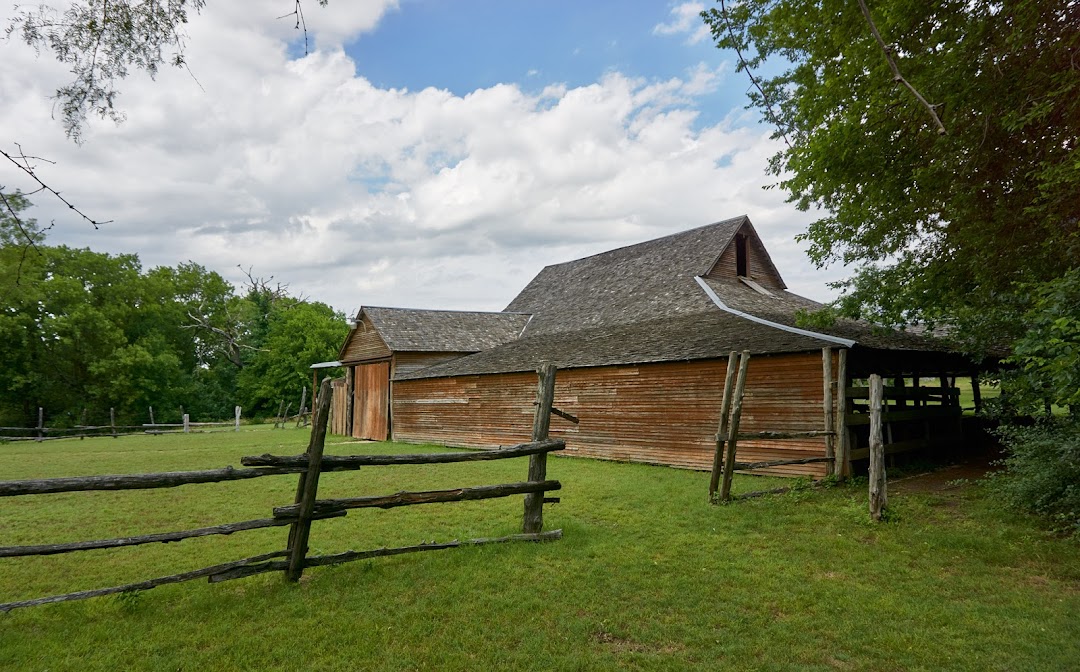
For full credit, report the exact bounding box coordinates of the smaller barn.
[335,216,984,476]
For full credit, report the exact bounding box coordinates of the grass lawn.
[1,428,1077,671]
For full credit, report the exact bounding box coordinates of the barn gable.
[338,312,392,364]
[702,218,787,290]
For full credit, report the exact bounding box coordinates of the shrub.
[990,419,1080,535]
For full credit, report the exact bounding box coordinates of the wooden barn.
[335,216,981,477]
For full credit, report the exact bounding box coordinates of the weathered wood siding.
[329,377,349,435]
[393,353,829,477]
[353,361,390,440]
[392,352,470,379]
[339,315,392,364]
[705,225,784,289]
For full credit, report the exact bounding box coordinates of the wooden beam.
[719,350,751,501]
[869,374,887,522]
[549,406,579,424]
[286,376,333,582]
[0,465,304,497]
[836,348,851,478]
[709,351,740,501]
[735,430,835,440]
[242,439,566,469]
[0,551,287,613]
[822,347,835,476]
[524,363,557,534]
[274,480,562,518]
[733,456,835,470]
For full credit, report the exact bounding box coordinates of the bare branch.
[857,0,947,135]
[1,144,112,230]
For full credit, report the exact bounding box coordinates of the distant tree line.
[0,192,347,428]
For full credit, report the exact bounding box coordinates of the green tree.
[702,1,1079,351]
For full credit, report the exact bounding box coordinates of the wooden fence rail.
[0,370,566,613]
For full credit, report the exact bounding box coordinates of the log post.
[149,406,155,425]
[296,387,307,428]
[523,363,556,534]
[836,348,851,478]
[110,408,117,438]
[36,407,44,442]
[719,351,751,502]
[822,348,835,477]
[234,406,242,431]
[286,377,333,582]
[709,352,739,500]
[183,414,190,434]
[869,374,887,521]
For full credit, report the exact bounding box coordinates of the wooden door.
[352,361,390,440]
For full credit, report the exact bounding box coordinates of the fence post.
[719,351,751,502]
[869,374,887,521]
[286,377,333,582]
[296,387,307,428]
[110,408,117,438]
[234,406,242,431]
[183,414,190,434]
[80,408,88,441]
[836,349,851,478]
[149,406,155,425]
[36,407,44,442]
[523,363,556,534]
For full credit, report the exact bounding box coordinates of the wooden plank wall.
[353,362,390,440]
[704,230,784,289]
[329,378,349,436]
[340,316,392,363]
[393,353,829,477]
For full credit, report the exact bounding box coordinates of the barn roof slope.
[506,216,750,336]
[361,307,531,353]
[394,310,834,380]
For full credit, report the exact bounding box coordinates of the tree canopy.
[0,193,347,427]
[703,0,1079,360]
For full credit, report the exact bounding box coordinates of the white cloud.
[0,1,841,317]
[653,2,712,45]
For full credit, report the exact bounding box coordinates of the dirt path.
[889,453,1001,496]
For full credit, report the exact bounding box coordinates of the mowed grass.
[1,429,1078,671]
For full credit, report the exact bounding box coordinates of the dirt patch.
[889,455,999,496]
[591,631,684,655]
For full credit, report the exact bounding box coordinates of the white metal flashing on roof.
[309,361,342,369]
[694,276,856,348]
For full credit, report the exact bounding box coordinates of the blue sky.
[0,1,838,314]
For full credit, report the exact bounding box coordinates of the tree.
[6,0,327,142]
[702,1,1079,354]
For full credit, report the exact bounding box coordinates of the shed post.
[835,349,851,478]
[822,348,835,477]
[709,351,740,500]
[524,363,556,533]
[869,374,887,521]
[719,351,751,501]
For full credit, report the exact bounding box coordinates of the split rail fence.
[0,372,565,613]
[2,406,244,442]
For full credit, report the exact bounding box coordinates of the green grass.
[1,430,1077,671]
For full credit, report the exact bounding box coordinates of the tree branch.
[1,144,112,229]
[857,0,947,135]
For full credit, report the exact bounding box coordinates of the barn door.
[352,361,390,440]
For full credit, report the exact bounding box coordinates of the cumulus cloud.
[653,2,712,45]
[0,1,840,316]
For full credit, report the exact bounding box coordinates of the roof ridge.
[360,306,532,316]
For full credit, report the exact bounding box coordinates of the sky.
[0,1,845,317]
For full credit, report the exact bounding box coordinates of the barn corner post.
[835,348,851,479]
[822,347,836,477]
[709,351,740,502]
[523,363,557,534]
[868,374,888,521]
[286,376,334,582]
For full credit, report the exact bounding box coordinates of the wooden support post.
[149,406,155,425]
[822,348,835,477]
[35,407,43,442]
[274,400,285,429]
[296,387,307,428]
[80,408,88,440]
[524,363,556,534]
[970,372,982,414]
[110,408,117,438]
[183,414,190,434]
[869,374,887,521]
[286,377,333,582]
[234,406,242,431]
[719,351,751,502]
[709,352,740,500]
[836,349,851,478]
[345,368,355,438]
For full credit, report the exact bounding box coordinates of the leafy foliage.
[702,0,1080,351]
[990,420,1080,535]
[0,193,347,426]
